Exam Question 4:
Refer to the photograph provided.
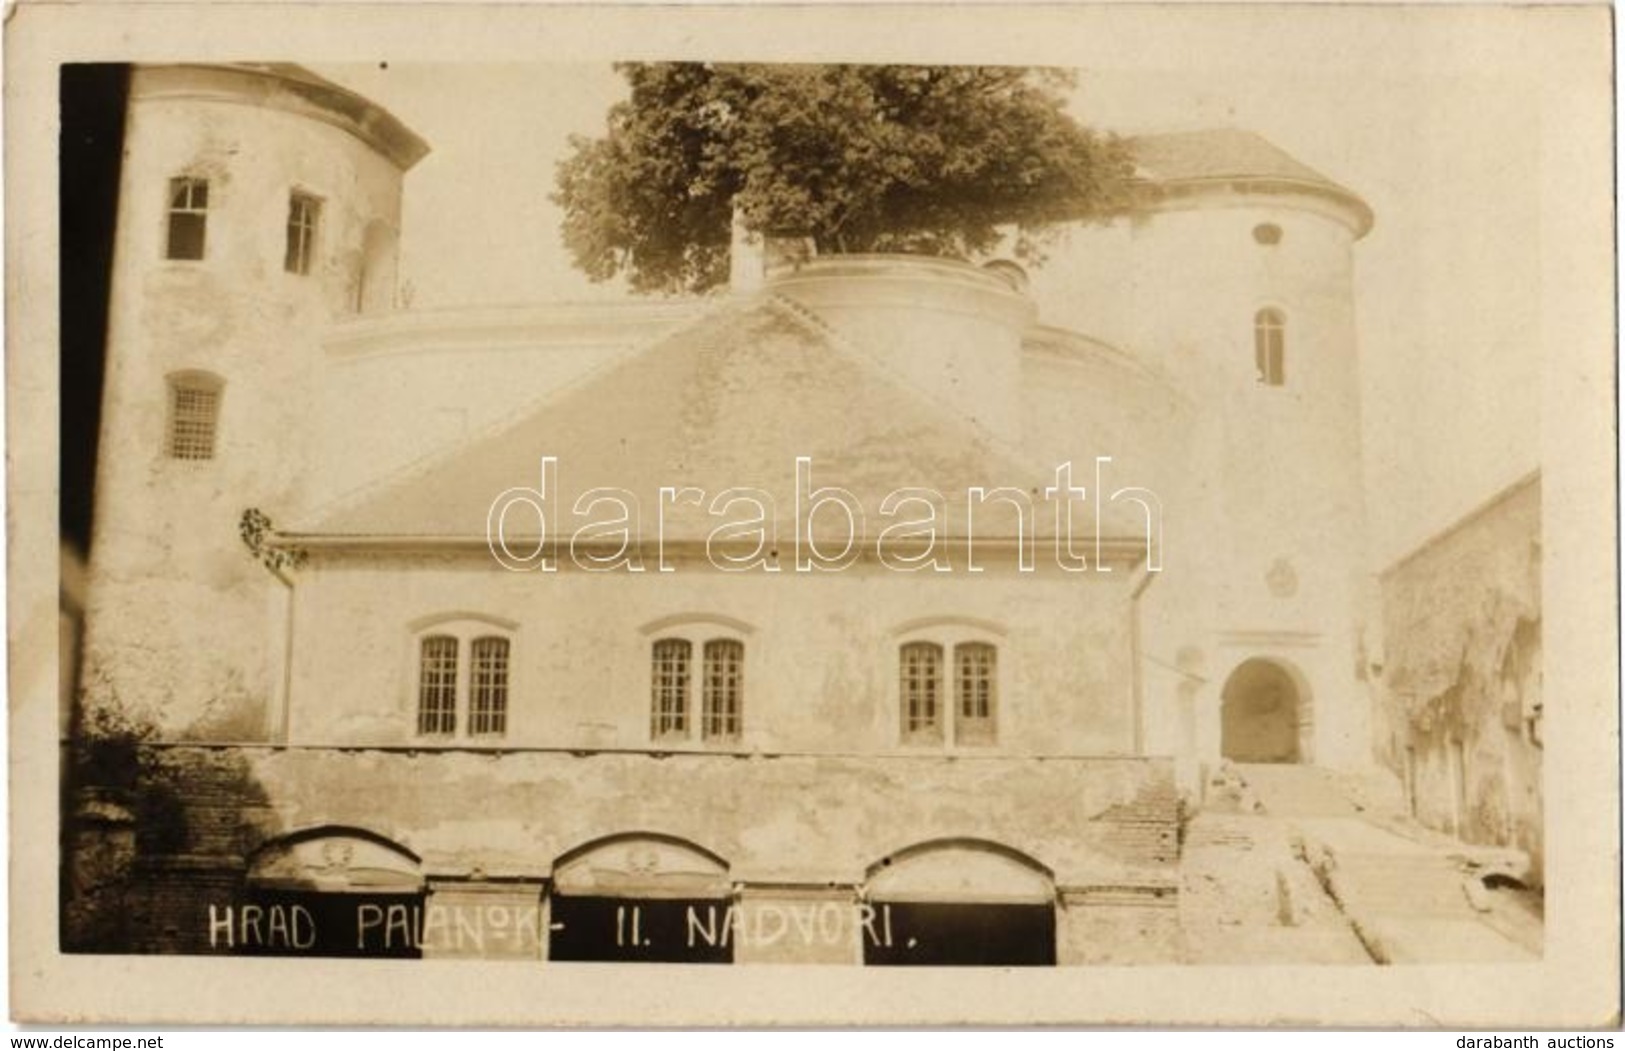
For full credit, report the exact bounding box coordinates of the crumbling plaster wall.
[1376,474,1541,880]
[286,551,1140,757]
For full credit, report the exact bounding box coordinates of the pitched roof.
[1127,128,1371,235]
[1129,129,1331,185]
[294,299,1152,544]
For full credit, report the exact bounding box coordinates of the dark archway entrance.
[546,834,734,964]
[861,840,1056,967]
[235,827,426,958]
[1220,658,1303,763]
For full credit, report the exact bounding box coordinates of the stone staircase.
[1180,806,1372,964]
[1242,762,1538,963]
[1323,851,1477,915]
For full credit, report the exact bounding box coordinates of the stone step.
[1320,848,1485,917]
[1233,763,1366,818]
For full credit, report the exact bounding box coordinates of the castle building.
[71,62,1379,964]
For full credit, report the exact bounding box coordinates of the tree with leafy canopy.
[553,63,1132,294]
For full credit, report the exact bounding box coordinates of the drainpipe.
[1129,557,1160,755]
[262,562,297,745]
[276,567,296,744]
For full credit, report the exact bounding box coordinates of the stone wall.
[83,65,417,736]
[1375,473,1541,882]
[68,743,1182,964]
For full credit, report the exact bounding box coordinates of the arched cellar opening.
[1219,657,1308,764]
[546,833,733,964]
[861,839,1056,966]
[234,826,426,958]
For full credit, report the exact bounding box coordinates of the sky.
[309,6,1593,568]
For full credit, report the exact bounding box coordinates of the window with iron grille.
[469,636,510,736]
[285,192,321,275]
[417,635,459,735]
[166,177,209,260]
[651,638,691,739]
[702,639,744,741]
[900,642,944,743]
[1254,308,1286,386]
[412,621,513,741]
[165,374,222,460]
[955,642,997,744]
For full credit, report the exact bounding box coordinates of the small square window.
[165,375,222,460]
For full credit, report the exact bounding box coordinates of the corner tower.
[1140,129,1372,771]
[81,64,428,737]
[1028,129,1374,773]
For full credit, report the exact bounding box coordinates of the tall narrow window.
[900,642,944,743]
[165,373,222,460]
[1254,308,1286,386]
[702,639,744,741]
[417,635,459,735]
[651,639,692,739]
[955,643,998,744]
[468,636,510,737]
[166,177,208,260]
[285,192,321,275]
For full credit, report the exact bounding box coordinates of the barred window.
[166,177,208,260]
[900,642,944,743]
[702,639,744,741]
[469,636,510,737]
[165,373,222,461]
[651,639,691,739]
[417,635,459,736]
[955,642,997,744]
[412,620,514,741]
[285,192,321,275]
[1254,308,1286,386]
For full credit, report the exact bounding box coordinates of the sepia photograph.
[9,0,1618,1030]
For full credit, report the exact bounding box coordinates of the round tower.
[82,64,428,736]
[1029,129,1374,773]
[1140,130,1372,771]
[769,255,1036,443]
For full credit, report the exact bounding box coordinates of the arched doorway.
[235,826,426,958]
[547,833,734,964]
[1220,658,1304,763]
[862,839,1056,966]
